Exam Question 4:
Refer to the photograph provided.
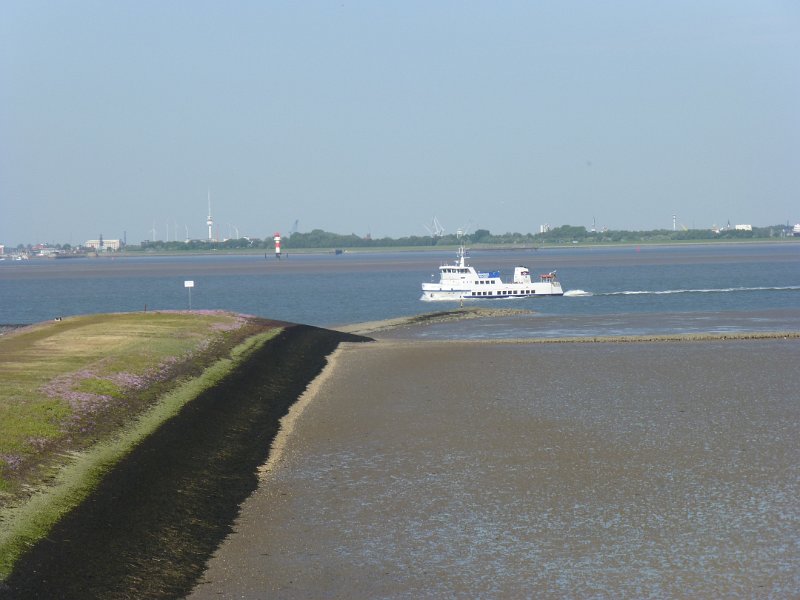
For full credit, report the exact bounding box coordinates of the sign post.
[184,280,194,310]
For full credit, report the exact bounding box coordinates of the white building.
[85,239,121,251]
[734,224,752,231]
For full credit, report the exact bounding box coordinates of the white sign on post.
[184,280,194,309]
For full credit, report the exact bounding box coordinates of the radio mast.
[207,190,214,242]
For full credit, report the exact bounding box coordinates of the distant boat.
[421,244,563,302]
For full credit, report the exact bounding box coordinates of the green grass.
[0,312,281,579]
[0,311,262,502]
[74,378,124,398]
[0,402,70,453]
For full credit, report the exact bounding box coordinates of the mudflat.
[191,336,800,598]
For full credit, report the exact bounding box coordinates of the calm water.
[1,243,798,337]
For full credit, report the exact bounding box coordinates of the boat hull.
[419,244,564,302]
[420,282,563,301]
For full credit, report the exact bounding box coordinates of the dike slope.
[1,323,367,599]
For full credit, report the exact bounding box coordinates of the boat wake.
[601,285,800,297]
[564,289,593,297]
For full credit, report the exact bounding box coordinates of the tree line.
[126,223,796,252]
[8,224,795,255]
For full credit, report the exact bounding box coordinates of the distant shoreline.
[8,237,798,260]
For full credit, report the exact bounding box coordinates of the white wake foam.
[602,285,800,297]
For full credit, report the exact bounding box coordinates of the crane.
[423,217,445,237]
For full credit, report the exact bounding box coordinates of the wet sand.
[190,335,800,598]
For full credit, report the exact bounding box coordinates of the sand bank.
[191,335,800,598]
[333,306,532,336]
[336,307,800,343]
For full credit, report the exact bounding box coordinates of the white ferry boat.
[421,245,563,301]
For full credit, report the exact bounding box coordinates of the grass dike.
[0,312,367,599]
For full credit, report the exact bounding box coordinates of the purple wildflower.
[0,454,23,471]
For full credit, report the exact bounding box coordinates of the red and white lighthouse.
[273,232,281,259]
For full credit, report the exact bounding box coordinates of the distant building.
[32,244,59,256]
[734,224,752,231]
[85,239,121,251]
[793,224,800,237]
[0,244,4,255]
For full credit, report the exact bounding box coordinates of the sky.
[1,1,799,246]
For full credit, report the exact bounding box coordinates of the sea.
[1,242,799,339]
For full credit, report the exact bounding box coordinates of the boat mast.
[456,229,467,267]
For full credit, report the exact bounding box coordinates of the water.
[1,243,798,337]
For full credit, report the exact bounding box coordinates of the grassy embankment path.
[0,312,279,576]
[0,311,364,597]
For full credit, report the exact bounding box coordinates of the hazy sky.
[2,1,799,246]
